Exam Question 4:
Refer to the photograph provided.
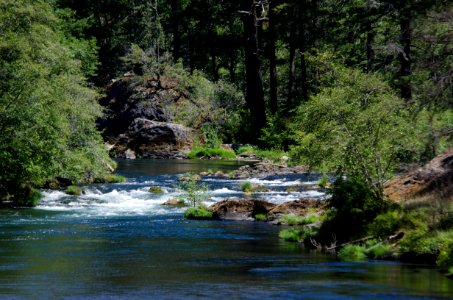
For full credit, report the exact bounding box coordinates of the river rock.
[268,199,326,216]
[210,199,276,221]
[231,163,308,179]
[384,147,453,202]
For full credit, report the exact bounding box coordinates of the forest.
[1,0,453,287]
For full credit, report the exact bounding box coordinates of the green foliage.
[279,227,316,242]
[368,210,404,238]
[13,188,42,207]
[338,245,367,261]
[254,213,267,221]
[65,185,82,196]
[400,229,453,268]
[105,175,126,183]
[184,205,214,220]
[280,214,320,226]
[319,177,389,242]
[177,174,210,207]
[365,243,392,259]
[318,174,329,189]
[241,182,253,193]
[290,59,421,198]
[188,147,236,160]
[0,0,113,205]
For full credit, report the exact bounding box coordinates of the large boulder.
[98,76,194,159]
[120,118,193,159]
[384,147,453,202]
[268,199,326,216]
[210,199,276,221]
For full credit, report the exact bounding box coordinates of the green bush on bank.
[279,227,317,242]
[188,147,236,160]
[280,214,320,226]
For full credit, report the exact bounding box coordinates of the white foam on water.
[38,188,184,217]
[211,188,241,194]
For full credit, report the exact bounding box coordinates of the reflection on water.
[0,159,452,299]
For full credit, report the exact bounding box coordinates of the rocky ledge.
[209,198,325,221]
[98,76,194,159]
[384,147,453,202]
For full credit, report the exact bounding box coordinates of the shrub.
[241,182,253,193]
[338,245,367,261]
[65,185,82,196]
[278,227,317,242]
[366,243,392,259]
[254,213,267,221]
[368,210,404,238]
[319,177,389,242]
[13,188,42,207]
[290,58,421,199]
[184,205,214,220]
[318,174,329,188]
[188,147,236,160]
[280,214,319,226]
[177,174,210,207]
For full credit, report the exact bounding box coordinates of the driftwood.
[326,236,374,251]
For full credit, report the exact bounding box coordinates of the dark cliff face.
[98,75,193,159]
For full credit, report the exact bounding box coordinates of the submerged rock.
[210,199,276,221]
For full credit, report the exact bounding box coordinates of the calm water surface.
[0,159,452,299]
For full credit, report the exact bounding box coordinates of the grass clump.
[281,214,320,226]
[241,182,253,193]
[241,182,269,193]
[279,227,317,242]
[65,185,82,196]
[255,213,267,221]
[338,245,367,261]
[365,243,392,259]
[184,205,214,220]
[188,147,236,160]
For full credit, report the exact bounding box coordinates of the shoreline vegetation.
[180,148,453,278]
[1,0,452,282]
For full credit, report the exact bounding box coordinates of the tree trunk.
[287,7,297,111]
[171,0,180,61]
[243,0,266,139]
[399,10,412,101]
[299,0,308,102]
[268,0,278,113]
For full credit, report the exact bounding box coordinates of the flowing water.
[0,159,452,299]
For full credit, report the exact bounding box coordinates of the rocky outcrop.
[384,147,453,202]
[98,76,194,159]
[210,199,276,221]
[269,199,326,216]
[230,162,308,179]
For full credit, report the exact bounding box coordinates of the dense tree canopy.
[0,0,113,205]
[0,0,451,204]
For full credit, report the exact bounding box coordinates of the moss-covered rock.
[65,185,82,196]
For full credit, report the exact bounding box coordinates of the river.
[0,159,452,299]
